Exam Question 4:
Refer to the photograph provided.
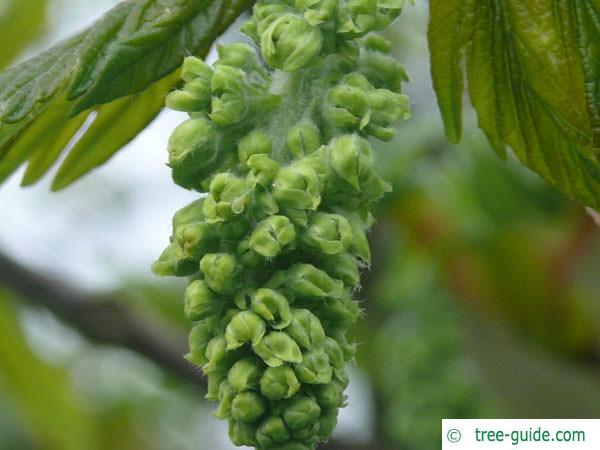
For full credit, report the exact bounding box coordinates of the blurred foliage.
[359,241,497,450]
[0,0,47,69]
[0,290,222,450]
[0,292,100,450]
[377,117,600,358]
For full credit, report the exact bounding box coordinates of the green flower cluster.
[154,1,410,448]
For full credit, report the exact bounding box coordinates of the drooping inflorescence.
[154,1,410,448]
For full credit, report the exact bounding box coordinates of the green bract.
[155,0,410,447]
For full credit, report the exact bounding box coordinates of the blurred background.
[1,1,600,449]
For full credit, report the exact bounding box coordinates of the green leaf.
[0,0,48,69]
[429,0,600,209]
[0,293,101,450]
[0,0,252,189]
[52,70,181,190]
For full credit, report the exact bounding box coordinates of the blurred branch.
[0,250,202,386]
[586,207,600,227]
[0,251,398,450]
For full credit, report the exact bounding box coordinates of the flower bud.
[238,130,272,168]
[317,409,338,440]
[291,421,320,443]
[206,370,226,401]
[325,107,361,130]
[285,208,310,227]
[165,87,208,113]
[287,122,322,157]
[167,117,219,189]
[282,396,321,430]
[243,3,289,43]
[256,416,291,447]
[326,81,370,130]
[169,65,214,111]
[356,167,392,202]
[249,188,280,220]
[336,370,350,390]
[181,56,213,83]
[297,0,336,25]
[295,147,330,183]
[234,288,254,310]
[302,213,353,255]
[204,336,228,373]
[343,211,371,261]
[260,366,301,400]
[217,216,249,240]
[209,65,247,125]
[151,242,197,277]
[359,50,407,93]
[246,153,280,187]
[272,165,321,210]
[214,381,235,419]
[261,14,323,71]
[203,173,248,222]
[209,63,278,126]
[231,391,266,423]
[295,348,332,384]
[251,288,292,329]
[365,122,396,141]
[237,239,265,268]
[185,78,213,105]
[320,293,361,326]
[228,357,264,392]
[322,337,346,374]
[329,134,374,190]
[318,253,361,287]
[253,332,303,367]
[366,88,410,140]
[337,0,377,36]
[184,280,221,321]
[286,309,326,349]
[229,420,258,447]
[314,380,346,409]
[185,320,214,366]
[362,34,392,53]
[330,330,357,361]
[216,42,264,74]
[172,199,205,230]
[376,0,405,28]
[226,310,266,350]
[240,18,259,43]
[199,253,237,293]
[249,215,296,258]
[220,308,240,330]
[174,222,216,258]
[252,3,288,27]
[287,264,345,299]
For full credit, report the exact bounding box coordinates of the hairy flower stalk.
[154,1,410,448]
